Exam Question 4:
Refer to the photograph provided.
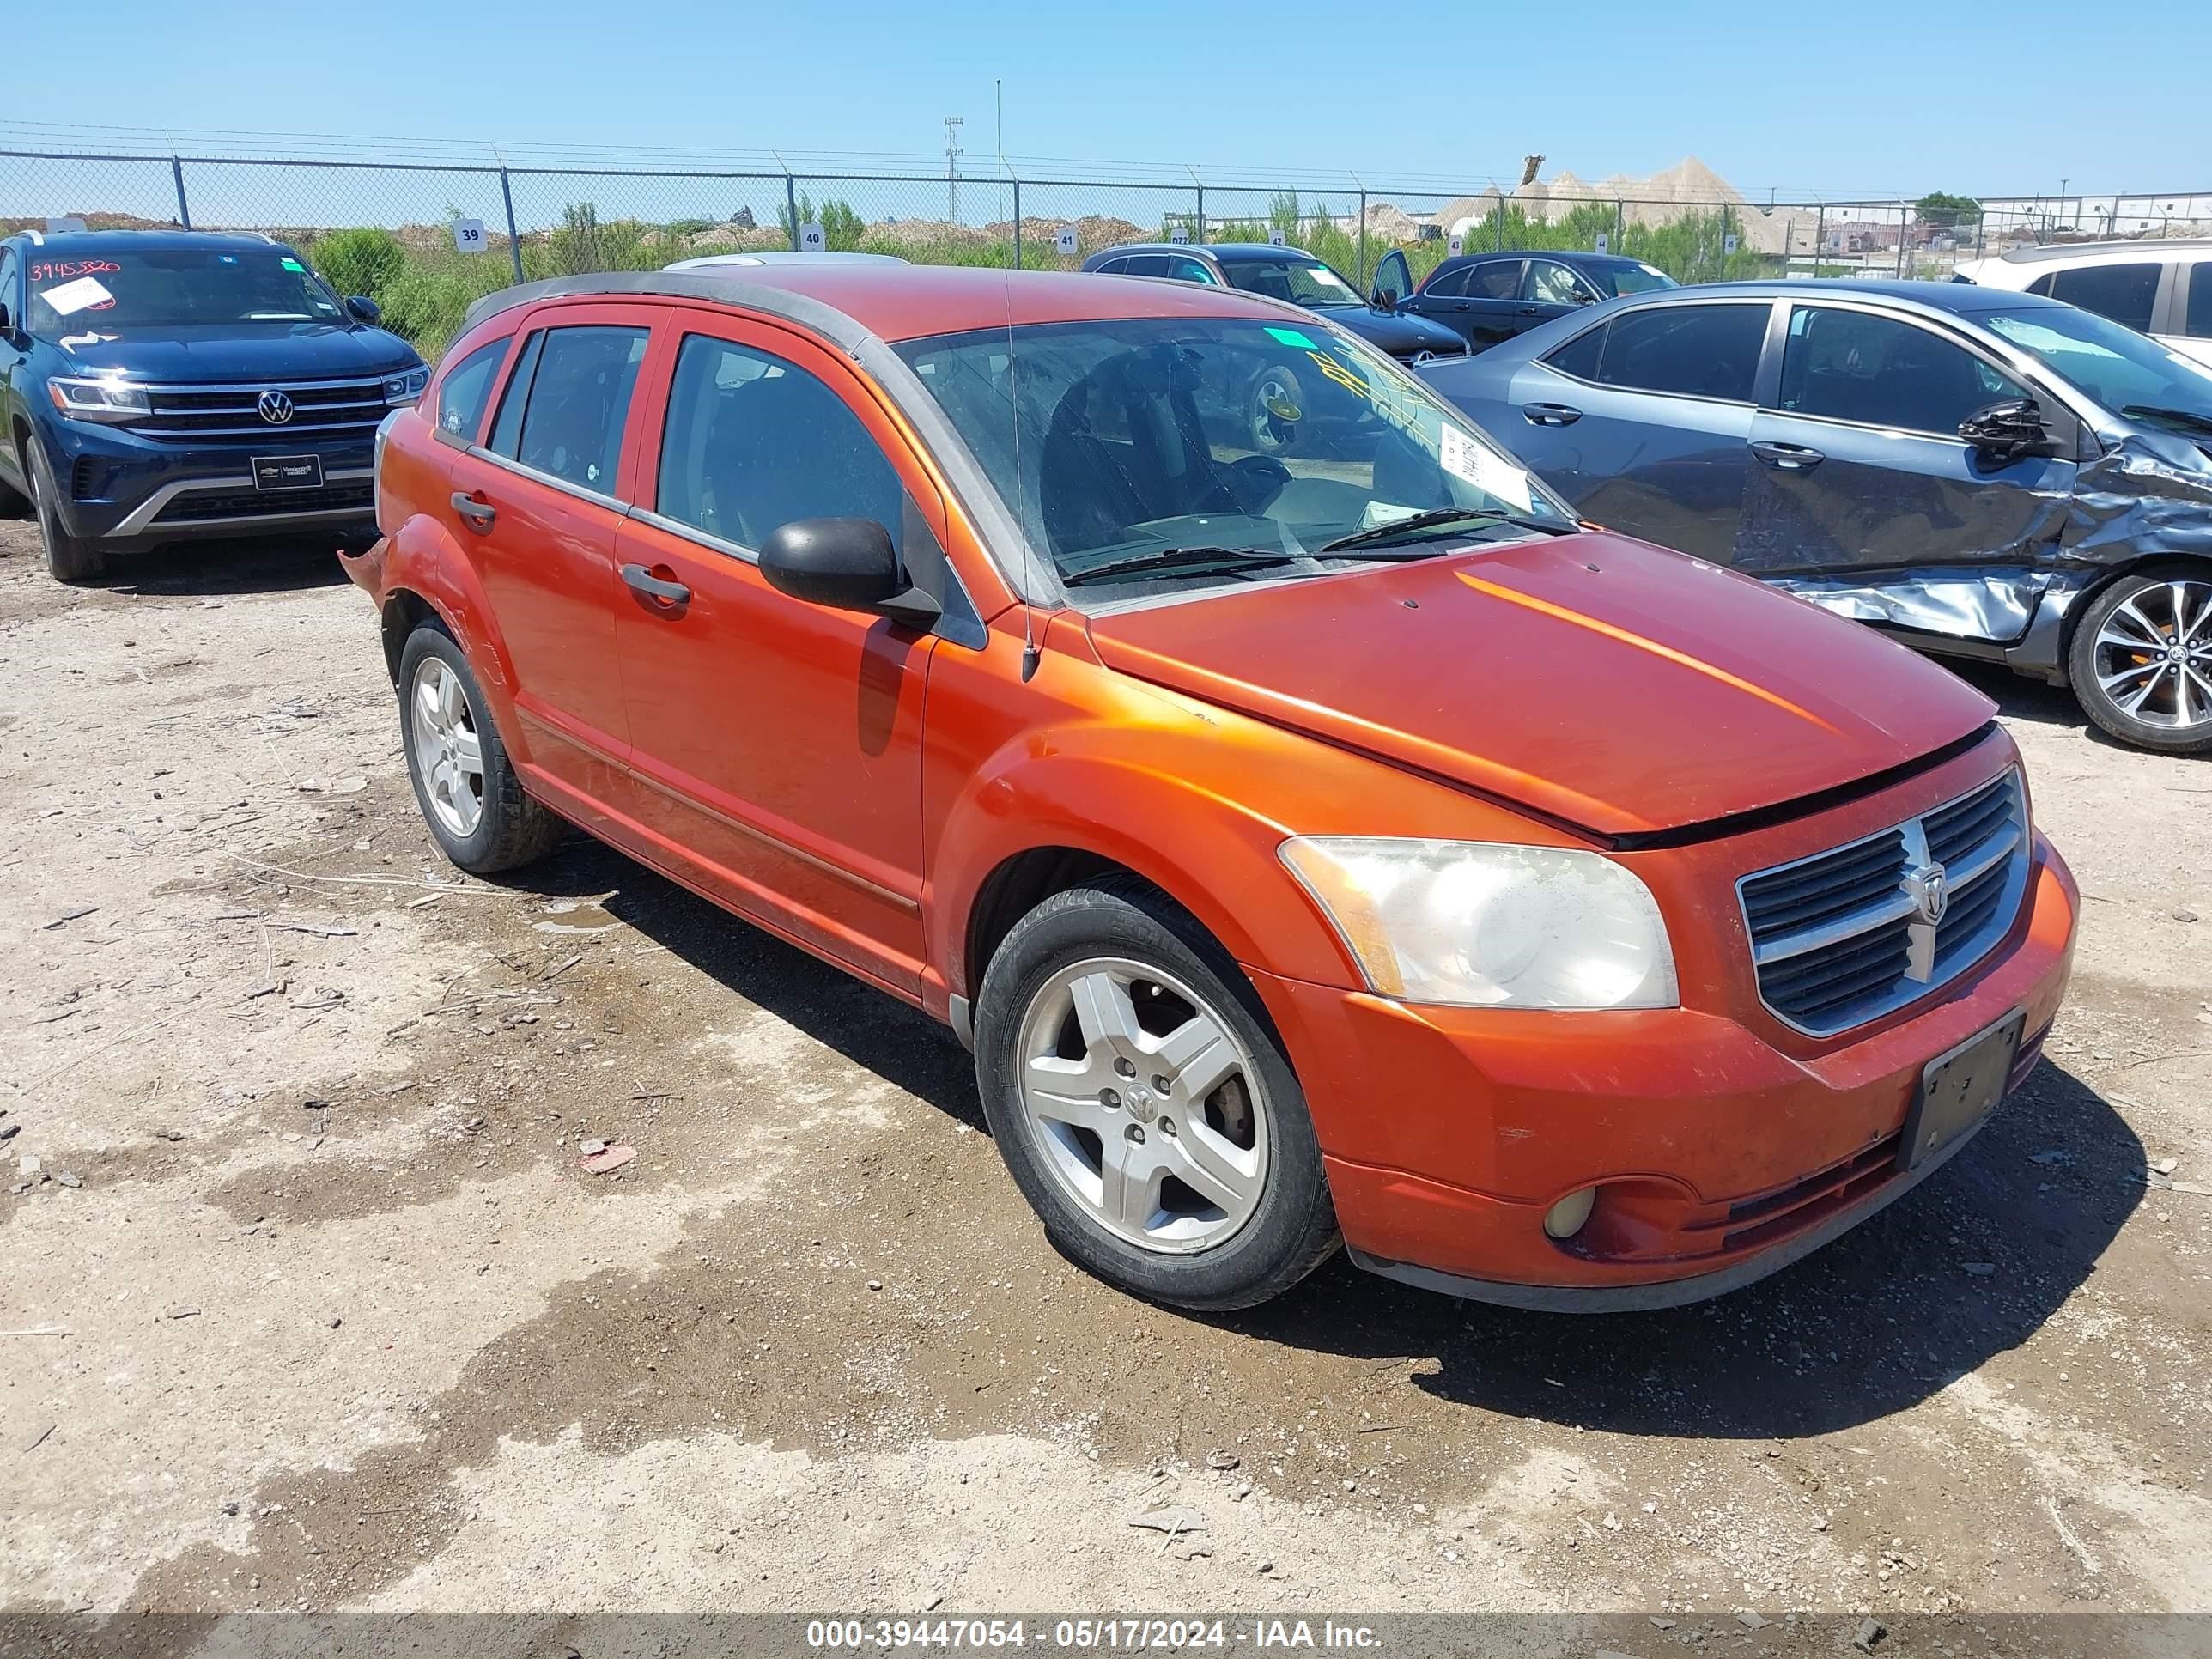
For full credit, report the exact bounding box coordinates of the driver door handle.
[621,562,691,608]
[1751,440,1826,471]
[449,491,495,532]
[1522,402,1583,427]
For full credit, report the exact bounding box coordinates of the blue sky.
[6,0,2206,198]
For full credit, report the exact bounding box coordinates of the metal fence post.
[1356,189,1367,289]
[786,173,800,252]
[1012,177,1022,270]
[1614,198,1624,252]
[1195,185,1205,243]
[1814,204,1825,275]
[1897,204,1908,277]
[498,167,524,285]
[169,156,191,229]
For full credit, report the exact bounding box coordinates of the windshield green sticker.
[1265,325,1318,349]
[280,257,306,272]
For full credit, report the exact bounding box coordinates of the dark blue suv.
[0,229,428,582]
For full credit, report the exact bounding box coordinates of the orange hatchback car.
[346,265,2077,1312]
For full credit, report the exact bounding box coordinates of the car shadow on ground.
[494,822,2143,1443]
[100,536,357,599]
[505,834,986,1129]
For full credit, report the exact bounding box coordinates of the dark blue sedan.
[1419,279,2212,754]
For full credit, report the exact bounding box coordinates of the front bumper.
[40,419,376,546]
[1252,839,2077,1310]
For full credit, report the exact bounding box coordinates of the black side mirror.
[346,295,381,323]
[0,301,11,333]
[1371,288,1399,312]
[1958,397,2047,459]
[758,517,941,629]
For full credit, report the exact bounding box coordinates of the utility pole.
[943,115,965,223]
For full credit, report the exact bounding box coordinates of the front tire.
[24,436,105,584]
[975,878,1339,1310]
[396,622,564,874]
[2067,568,2212,755]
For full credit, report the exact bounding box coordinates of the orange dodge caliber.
[345,265,2076,1313]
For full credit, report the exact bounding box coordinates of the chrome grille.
[125,376,392,445]
[1738,769,2030,1037]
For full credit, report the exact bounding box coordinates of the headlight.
[1279,837,1677,1010]
[383,368,429,406]
[46,375,150,425]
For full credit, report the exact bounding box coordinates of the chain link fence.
[5,148,2206,357]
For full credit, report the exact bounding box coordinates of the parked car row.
[346,259,2077,1316]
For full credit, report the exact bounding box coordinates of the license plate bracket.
[252,454,324,491]
[1900,1009,2025,1171]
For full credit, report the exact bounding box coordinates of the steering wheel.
[1222,454,1292,516]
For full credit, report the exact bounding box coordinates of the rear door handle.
[1750,440,1826,470]
[1522,402,1583,427]
[1516,304,1541,314]
[449,491,495,532]
[621,562,691,608]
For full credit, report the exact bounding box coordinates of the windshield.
[1605,263,1678,296]
[895,316,1574,599]
[1979,304,2212,422]
[26,248,349,336]
[1219,258,1367,309]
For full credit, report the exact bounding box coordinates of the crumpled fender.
[2064,428,2212,566]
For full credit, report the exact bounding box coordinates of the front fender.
[927,731,1362,1004]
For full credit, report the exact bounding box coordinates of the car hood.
[41,323,421,381]
[1083,532,1996,839]
[1319,304,1468,359]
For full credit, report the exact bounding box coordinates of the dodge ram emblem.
[1904,862,1949,927]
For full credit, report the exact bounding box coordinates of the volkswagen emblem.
[257,389,295,425]
[1903,862,1950,927]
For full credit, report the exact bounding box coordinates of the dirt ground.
[1,523,2208,1636]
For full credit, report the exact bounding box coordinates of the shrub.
[307,227,405,300]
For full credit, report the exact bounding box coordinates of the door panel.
[610,320,937,994]
[454,307,655,812]
[1507,301,1771,562]
[1735,304,2075,610]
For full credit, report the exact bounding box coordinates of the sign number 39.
[451,218,487,254]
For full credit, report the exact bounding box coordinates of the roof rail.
[22,228,43,246]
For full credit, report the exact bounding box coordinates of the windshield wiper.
[1061,546,1306,588]
[1320,507,1572,553]
[2122,404,2212,434]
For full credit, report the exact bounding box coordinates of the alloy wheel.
[2090,578,2212,732]
[410,657,486,837]
[1014,957,1270,1255]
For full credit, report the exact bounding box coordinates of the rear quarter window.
[1544,324,1607,380]
[2048,262,2160,334]
[432,337,513,445]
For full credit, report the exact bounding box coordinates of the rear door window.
[1162,256,1216,284]
[1778,305,2022,435]
[1594,302,1767,401]
[2185,263,2212,339]
[433,337,513,444]
[1466,260,1524,300]
[495,324,649,494]
[1544,324,1607,380]
[2047,262,2160,333]
[1122,255,1171,278]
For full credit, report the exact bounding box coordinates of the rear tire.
[24,435,106,584]
[974,877,1340,1310]
[396,622,564,874]
[2066,568,2212,756]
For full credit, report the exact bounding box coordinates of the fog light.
[1543,1187,1596,1241]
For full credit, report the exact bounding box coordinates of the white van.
[1954,240,2212,368]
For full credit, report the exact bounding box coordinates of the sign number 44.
[451,217,487,254]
